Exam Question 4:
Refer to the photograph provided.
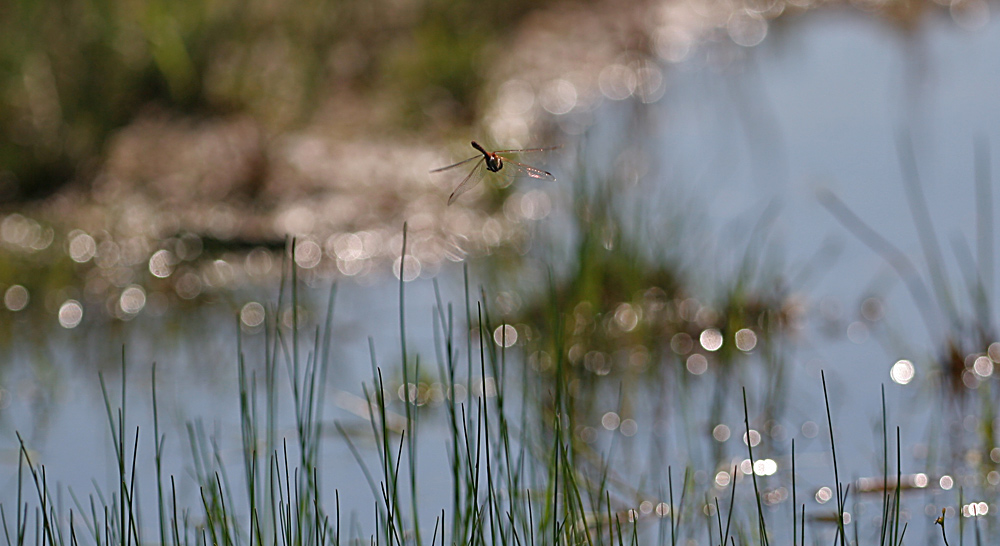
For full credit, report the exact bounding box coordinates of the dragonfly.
[431,141,557,205]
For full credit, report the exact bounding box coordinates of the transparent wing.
[503,159,556,181]
[447,158,487,205]
[430,155,481,173]
[493,145,562,154]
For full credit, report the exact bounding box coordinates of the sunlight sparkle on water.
[240,302,266,329]
[58,300,83,328]
[493,325,517,347]
[989,342,1000,362]
[752,459,777,476]
[598,64,636,101]
[962,502,989,517]
[763,487,788,506]
[940,475,954,490]
[973,356,993,378]
[727,9,768,47]
[540,79,578,115]
[686,354,708,375]
[149,249,176,278]
[734,328,757,351]
[890,359,915,385]
[620,419,638,437]
[743,429,761,447]
[847,321,868,343]
[653,25,692,63]
[293,240,322,269]
[671,332,693,354]
[327,233,364,261]
[815,486,832,504]
[700,328,723,351]
[119,285,146,315]
[337,257,367,276]
[522,190,552,220]
[602,411,621,430]
[861,297,884,321]
[713,424,731,442]
[68,231,97,263]
[205,259,235,288]
[245,248,273,277]
[4,285,28,311]
[175,272,202,299]
[392,255,421,281]
[801,421,818,438]
[497,79,535,117]
[1,214,52,250]
[951,0,991,30]
[614,303,639,331]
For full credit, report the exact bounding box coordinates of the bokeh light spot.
[815,486,833,504]
[614,303,639,332]
[686,354,708,375]
[493,324,517,347]
[241,302,266,328]
[973,356,993,378]
[671,332,693,354]
[735,328,757,351]
[393,255,421,281]
[119,285,146,315]
[890,359,915,385]
[602,412,620,430]
[58,300,83,328]
[713,424,731,442]
[149,249,176,278]
[294,240,322,269]
[4,285,28,311]
[539,79,578,115]
[68,231,97,263]
[727,9,768,47]
[620,418,638,437]
[700,328,723,351]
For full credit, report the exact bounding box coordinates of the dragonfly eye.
[491,157,503,171]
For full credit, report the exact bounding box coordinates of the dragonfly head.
[486,155,503,173]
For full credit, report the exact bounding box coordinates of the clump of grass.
[494,149,798,477]
[0,231,974,546]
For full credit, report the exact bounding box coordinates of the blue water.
[640,8,1000,541]
[2,7,999,544]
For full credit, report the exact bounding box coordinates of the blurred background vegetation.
[3,0,975,202]
[0,0,565,201]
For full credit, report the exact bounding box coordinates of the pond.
[2,7,999,545]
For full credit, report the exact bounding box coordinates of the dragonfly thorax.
[485,155,503,173]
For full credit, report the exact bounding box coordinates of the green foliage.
[0,0,568,199]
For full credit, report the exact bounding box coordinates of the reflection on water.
[1,4,1000,545]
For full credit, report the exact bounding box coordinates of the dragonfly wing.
[430,155,481,173]
[493,145,562,154]
[504,159,556,181]
[447,158,487,205]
